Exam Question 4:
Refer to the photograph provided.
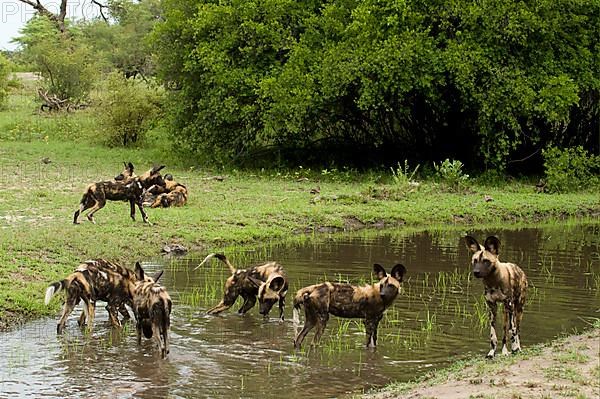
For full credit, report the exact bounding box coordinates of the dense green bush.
[0,53,10,108]
[542,146,600,193]
[96,72,164,146]
[152,0,599,168]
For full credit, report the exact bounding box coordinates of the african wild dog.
[144,174,188,208]
[292,263,406,349]
[73,165,166,224]
[465,235,528,358]
[44,259,142,334]
[132,262,171,359]
[194,253,288,320]
[114,162,136,182]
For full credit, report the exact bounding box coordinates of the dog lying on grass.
[293,263,406,349]
[132,262,171,359]
[465,235,528,358]
[195,253,288,320]
[144,174,188,208]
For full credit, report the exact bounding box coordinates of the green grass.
[1,82,599,328]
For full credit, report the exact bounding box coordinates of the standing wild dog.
[132,262,172,359]
[73,165,166,224]
[293,263,407,349]
[195,253,288,320]
[44,259,142,334]
[465,235,528,358]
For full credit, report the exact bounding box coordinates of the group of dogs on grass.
[73,162,188,225]
[46,233,528,360]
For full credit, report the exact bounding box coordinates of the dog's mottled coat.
[73,164,165,224]
[292,263,406,349]
[45,259,138,334]
[132,262,172,359]
[465,235,528,358]
[195,253,288,320]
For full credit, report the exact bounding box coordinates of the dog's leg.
[507,300,521,353]
[130,200,136,221]
[501,304,510,356]
[106,304,122,328]
[278,294,286,322]
[86,198,105,224]
[118,302,131,322]
[238,294,256,315]
[294,308,317,350]
[365,314,383,348]
[311,312,329,346]
[137,201,149,224]
[73,203,86,224]
[57,297,79,334]
[152,323,164,357]
[162,322,170,358]
[207,299,235,315]
[78,310,87,327]
[85,301,96,333]
[486,300,499,358]
[514,300,524,352]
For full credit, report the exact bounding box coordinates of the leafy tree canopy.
[153,0,599,169]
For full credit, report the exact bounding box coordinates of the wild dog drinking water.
[132,262,171,359]
[73,165,165,224]
[465,235,528,358]
[195,253,288,320]
[292,263,406,349]
[44,259,140,334]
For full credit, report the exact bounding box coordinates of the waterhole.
[1,223,598,398]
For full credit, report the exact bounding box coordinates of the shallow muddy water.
[1,224,599,398]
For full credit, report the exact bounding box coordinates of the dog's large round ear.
[373,263,387,280]
[464,236,481,254]
[128,162,134,171]
[248,276,263,288]
[152,270,164,282]
[391,264,407,282]
[151,165,166,174]
[135,262,144,281]
[484,236,500,256]
[269,275,285,292]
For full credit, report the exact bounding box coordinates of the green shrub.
[0,53,10,108]
[96,72,164,146]
[434,159,469,191]
[13,16,97,103]
[542,146,600,193]
[391,160,420,187]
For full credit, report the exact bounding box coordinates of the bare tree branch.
[91,0,109,23]
[16,0,68,32]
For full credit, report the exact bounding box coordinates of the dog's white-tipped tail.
[193,253,216,271]
[45,282,62,305]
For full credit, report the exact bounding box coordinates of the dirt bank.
[367,327,600,399]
